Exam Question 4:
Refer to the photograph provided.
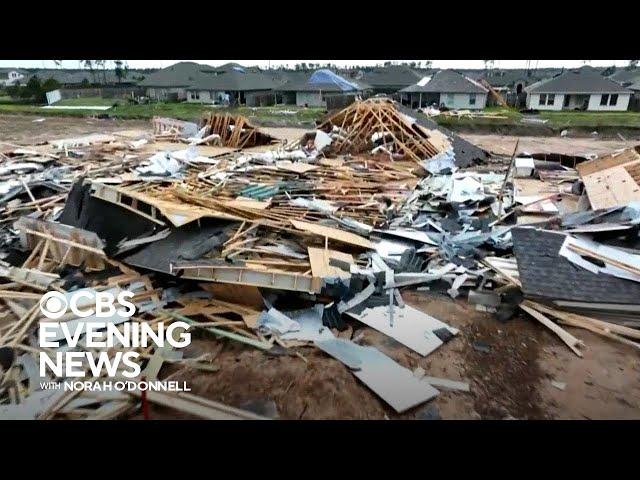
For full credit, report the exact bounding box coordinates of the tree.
[94,60,108,84]
[628,60,638,70]
[84,60,98,84]
[6,83,21,98]
[39,78,61,103]
[114,60,125,84]
[22,76,42,99]
[483,60,495,71]
[424,60,432,70]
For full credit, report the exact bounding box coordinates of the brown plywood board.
[308,247,353,278]
[199,283,265,311]
[576,147,640,177]
[582,165,640,210]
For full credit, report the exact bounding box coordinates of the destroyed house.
[399,70,489,110]
[274,70,370,108]
[525,67,632,111]
[360,66,423,94]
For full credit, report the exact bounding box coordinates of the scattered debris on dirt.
[1,99,639,420]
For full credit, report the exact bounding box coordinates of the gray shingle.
[400,70,488,94]
[512,228,640,305]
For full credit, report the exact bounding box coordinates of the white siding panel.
[587,93,630,111]
[438,93,487,110]
[529,93,564,111]
[296,91,324,107]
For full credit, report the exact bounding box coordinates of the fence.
[326,94,357,111]
[60,87,146,100]
[246,92,276,107]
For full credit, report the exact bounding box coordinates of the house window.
[447,93,454,104]
[609,94,618,106]
[600,94,609,106]
[469,93,476,105]
[539,94,555,106]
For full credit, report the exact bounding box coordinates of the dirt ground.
[460,133,639,157]
[3,114,639,420]
[146,290,640,420]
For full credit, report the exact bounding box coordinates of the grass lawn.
[0,102,326,126]
[434,107,640,129]
[539,111,640,128]
[55,97,123,106]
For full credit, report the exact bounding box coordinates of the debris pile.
[1,102,639,420]
[200,113,278,148]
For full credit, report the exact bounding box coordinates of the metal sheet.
[346,304,458,356]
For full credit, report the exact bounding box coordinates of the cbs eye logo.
[39,291,136,319]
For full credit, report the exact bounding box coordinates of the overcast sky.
[0,60,634,70]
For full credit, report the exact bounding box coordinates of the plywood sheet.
[582,165,640,210]
[307,247,352,278]
[275,161,319,173]
[576,147,640,177]
[200,283,264,310]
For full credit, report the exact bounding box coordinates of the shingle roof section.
[512,228,640,305]
[610,68,640,83]
[526,67,631,94]
[138,62,208,87]
[400,70,488,94]
[362,66,422,88]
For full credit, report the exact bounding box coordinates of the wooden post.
[497,138,520,216]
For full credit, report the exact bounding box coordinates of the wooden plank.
[127,390,269,420]
[520,302,584,357]
[291,219,374,249]
[525,301,640,341]
[307,247,353,278]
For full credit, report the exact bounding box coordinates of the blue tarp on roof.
[308,69,359,91]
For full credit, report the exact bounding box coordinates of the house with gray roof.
[399,70,489,110]
[274,70,371,107]
[610,68,640,93]
[0,68,27,87]
[185,64,279,106]
[138,62,207,101]
[138,62,277,105]
[360,66,422,94]
[525,67,632,111]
